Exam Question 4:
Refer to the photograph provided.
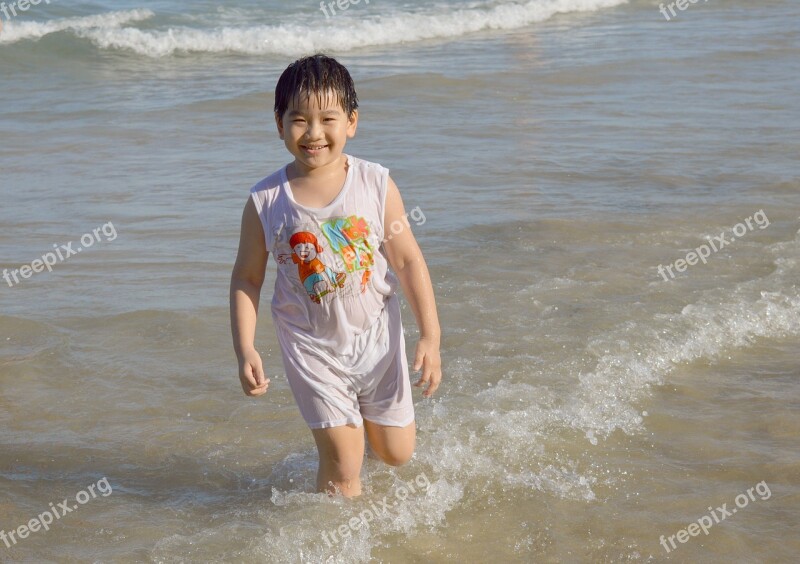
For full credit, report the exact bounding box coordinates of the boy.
[230,54,442,498]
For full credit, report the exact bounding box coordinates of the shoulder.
[348,155,391,204]
[348,154,389,180]
[249,165,287,216]
[249,165,285,197]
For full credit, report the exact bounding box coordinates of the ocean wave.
[1,0,628,56]
[0,9,154,44]
[410,226,800,506]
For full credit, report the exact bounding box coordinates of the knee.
[318,458,362,497]
[364,420,416,467]
[377,446,414,467]
[321,454,362,482]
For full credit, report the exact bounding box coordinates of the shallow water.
[1,0,799,562]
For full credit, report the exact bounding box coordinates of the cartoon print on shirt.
[321,215,375,293]
[279,231,346,304]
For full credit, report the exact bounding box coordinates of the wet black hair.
[274,53,359,118]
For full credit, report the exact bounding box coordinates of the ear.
[275,111,285,140]
[347,109,358,139]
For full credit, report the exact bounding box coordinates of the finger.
[415,369,429,388]
[413,346,425,372]
[246,385,268,397]
[420,355,441,397]
[253,362,266,387]
[250,373,270,390]
[423,372,441,398]
[414,369,428,387]
[419,362,433,395]
[241,366,269,394]
[245,375,270,394]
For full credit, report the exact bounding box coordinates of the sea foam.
[0,9,154,44]
[0,0,628,56]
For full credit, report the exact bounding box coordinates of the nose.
[305,120,323,140]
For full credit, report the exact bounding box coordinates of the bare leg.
[312,424,365,497]
[363,420,416,466]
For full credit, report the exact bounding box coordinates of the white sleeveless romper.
[250,154,415,429]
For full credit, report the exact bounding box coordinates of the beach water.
[1,0,799,562]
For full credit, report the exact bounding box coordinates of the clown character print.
[275,215,376,305]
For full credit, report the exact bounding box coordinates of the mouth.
[301,144,328,155]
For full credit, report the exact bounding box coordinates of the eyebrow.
[286,109,341,116]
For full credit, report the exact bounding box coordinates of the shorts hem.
[307,416,363,430]
[362,413,415,428]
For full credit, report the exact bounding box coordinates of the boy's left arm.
[382,175,442,398]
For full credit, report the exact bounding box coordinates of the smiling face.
[276,90,358,174]
[292,241,318,262]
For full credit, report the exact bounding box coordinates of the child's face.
[293,242,318,262]
[276,90,357,172]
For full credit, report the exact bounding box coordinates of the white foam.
[569,287,800,438]
[0,9,154,44]
[153,230,800,559]
[410,230,800,512]
[29,0,628,57]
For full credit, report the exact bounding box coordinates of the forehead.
[286,90,344,114]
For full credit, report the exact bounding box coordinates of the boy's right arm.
[230,198,270,397]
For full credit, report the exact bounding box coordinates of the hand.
[412,337,442,398]
[238,348,270,397]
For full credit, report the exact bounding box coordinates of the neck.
[290,154,347,179]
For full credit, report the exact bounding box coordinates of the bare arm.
[382,176,442,397]
[230,197,270,396]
